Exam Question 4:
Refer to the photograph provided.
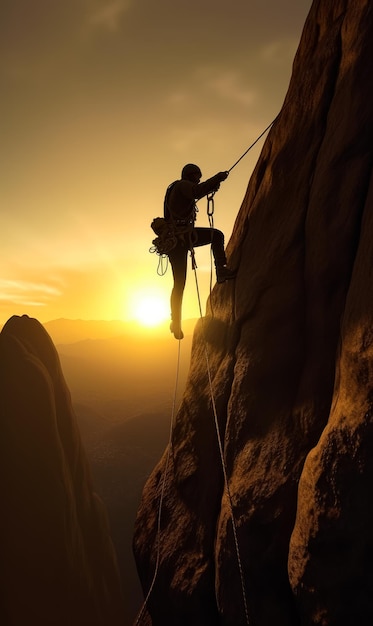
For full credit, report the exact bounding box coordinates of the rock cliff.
[0,315,125,626]
[133,1,373,624]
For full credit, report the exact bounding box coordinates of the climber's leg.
[193,227,236,283]
[168,244,188,340]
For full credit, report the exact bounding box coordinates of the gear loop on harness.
[150,216,195,275]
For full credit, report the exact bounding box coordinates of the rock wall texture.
[0,315,125,626]
[133,1,373,625]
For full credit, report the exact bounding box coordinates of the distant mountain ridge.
[43,317,197,345]
[44,317,196,423]
[44,318,131,344]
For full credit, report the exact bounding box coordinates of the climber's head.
[181,163,202,183]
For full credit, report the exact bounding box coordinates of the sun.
[130,289,169,327]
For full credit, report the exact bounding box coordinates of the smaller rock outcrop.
[0,315,125,626]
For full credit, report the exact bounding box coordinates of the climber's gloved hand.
[217,171,229,181]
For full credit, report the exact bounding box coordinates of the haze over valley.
[43,317,195,622]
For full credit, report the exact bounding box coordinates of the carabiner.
[207,192,215,216]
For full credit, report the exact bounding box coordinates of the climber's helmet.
[181,163,202,182]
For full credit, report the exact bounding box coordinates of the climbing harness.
[149,216,195,275]
[150,217,178,255]
[149,216,177,276]
[149,178,197,275]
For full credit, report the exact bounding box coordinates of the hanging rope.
[193,263,251,626]
[134,338,182,626]
[135,259,250,625]
[137,113,277,623]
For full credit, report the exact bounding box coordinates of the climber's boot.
[170,320,184,340]
[216,266,237,284]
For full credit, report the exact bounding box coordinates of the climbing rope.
[193,264,251,626]
[227,115,278,173]
[135,263,250,625]
[134,338,182,626]
[138,112,278,623]
[150,112,277,283]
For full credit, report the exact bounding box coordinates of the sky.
[1,0,313,328]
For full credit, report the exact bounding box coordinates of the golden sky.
[1,0,312,327]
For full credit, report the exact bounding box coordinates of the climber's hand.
[217,171,229,181]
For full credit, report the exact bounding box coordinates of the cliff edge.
[133,1,373,624]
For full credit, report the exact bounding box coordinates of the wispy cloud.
[260,38,299,66]
[86,0,131,32]
[205,70,256,106]
[166,68,256,112]
[0,279,62,307]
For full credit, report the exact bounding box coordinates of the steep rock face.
[0,315,125,626]
[133,1,373,625]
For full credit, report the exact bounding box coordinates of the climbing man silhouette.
[165,163,236,340]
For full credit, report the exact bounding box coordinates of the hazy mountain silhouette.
[46,318,196,421]
[0,315,125,626]
[44,317,197,345]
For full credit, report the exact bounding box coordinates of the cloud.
[204,70,256,106]
[85,0,131,32]
[259,38,300,66]
[0,278,62,307]
[164,68,257,125]
[0,0,132,81]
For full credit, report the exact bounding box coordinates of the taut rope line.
[138,114,278,622]
[228,115,277,173]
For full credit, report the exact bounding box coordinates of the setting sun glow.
[131,290,170,327]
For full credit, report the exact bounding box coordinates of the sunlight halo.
[129,289,169,327]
